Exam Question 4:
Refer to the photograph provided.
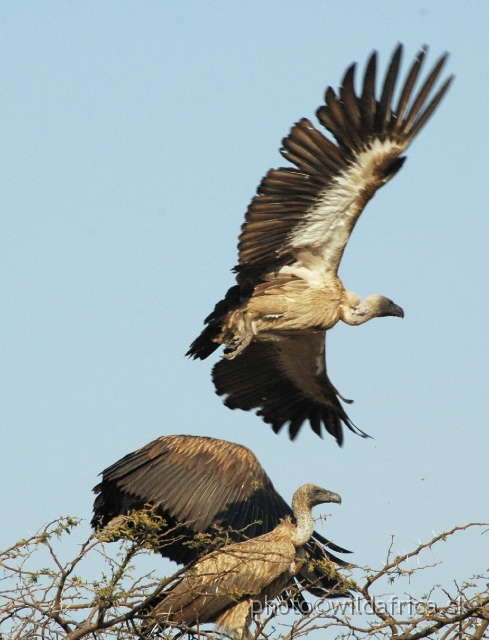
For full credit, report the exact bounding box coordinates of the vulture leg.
[224,312,255,359]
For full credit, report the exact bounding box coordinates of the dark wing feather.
[92,435,281,541]
[212,333,368,445]
[394,46,426,126]
[236,44,453,276]
[375,43,402,131]
[359,51,377,132]
[340,64,362,132]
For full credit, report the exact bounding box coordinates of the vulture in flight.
[151,483,341,639]
[92,435,351,604]
[187,44,453,444]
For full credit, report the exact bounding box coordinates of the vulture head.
[292,483,342,511]
[291,484,342,546]
[367,294,405,319]
[344,293,404,325]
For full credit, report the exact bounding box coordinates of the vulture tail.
[186,282,255,360]
[186,325,222,360]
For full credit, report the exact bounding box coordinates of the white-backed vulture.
[92,435,351,602]
[187,44,453,444]
[150,483,341,638]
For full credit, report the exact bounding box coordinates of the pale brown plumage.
[92,435,351,602]
[150,484,342,639]
[188,44,453,443]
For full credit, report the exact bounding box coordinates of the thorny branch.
[0,516,487,639]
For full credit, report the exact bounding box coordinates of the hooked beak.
[391,304,404,319]
[323,490,342,505]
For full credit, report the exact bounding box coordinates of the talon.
[224,333,253,359]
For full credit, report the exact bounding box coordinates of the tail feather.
[186,284,253,361]
[186,326,222,360]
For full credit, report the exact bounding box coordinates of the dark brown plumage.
[150,484,342,638]
[92,435,351,601]
[212,334,363,444]
[188,44,452,443]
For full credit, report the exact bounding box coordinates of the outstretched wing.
[92,435,287,551]
[212,332,368,445]
[92,435,351,597]
[237,44,453,275]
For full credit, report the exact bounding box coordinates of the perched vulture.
[92,435,351,602]
[187,44,453,444]
[151,483,341,638]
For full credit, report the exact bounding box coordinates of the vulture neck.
[341,292,384,326]
[291,492,315,547]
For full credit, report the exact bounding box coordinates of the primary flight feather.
[188,44,453,444]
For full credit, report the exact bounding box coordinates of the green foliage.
[96,508,169,551]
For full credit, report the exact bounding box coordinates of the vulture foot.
[224,314,254,359]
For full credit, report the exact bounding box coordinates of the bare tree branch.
[0,516,487,640]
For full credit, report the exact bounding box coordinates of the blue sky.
[0,1,487,605]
